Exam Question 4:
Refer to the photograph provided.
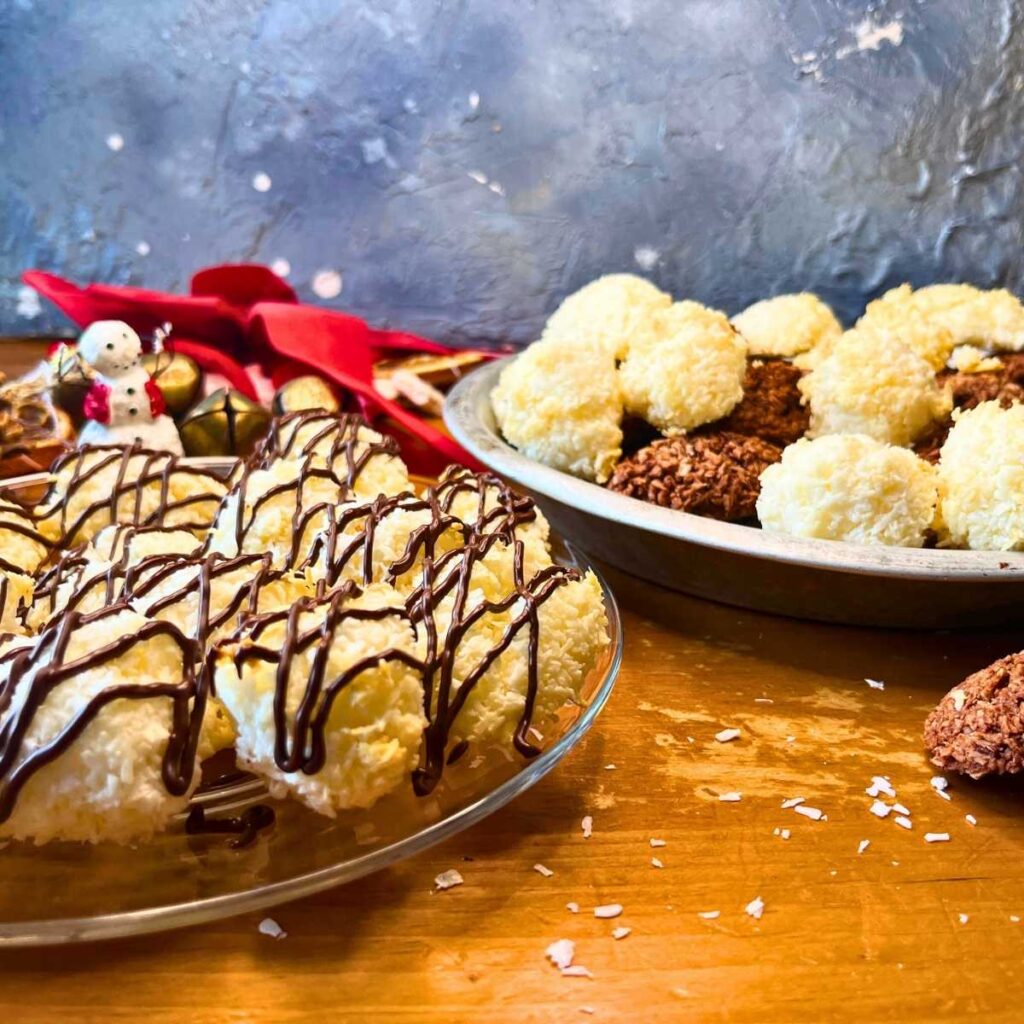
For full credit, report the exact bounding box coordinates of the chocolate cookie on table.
[607,431,781,522]
[715,359,809,448]
[924,652,1024,779]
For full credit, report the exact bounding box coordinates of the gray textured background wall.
[1,0,1021,345]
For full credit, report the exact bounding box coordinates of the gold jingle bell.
[141,350,203,416]
[272,375,340,416]
[179,389,272,458]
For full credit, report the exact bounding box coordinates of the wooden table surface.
[3,561,1024,1022]
[3,337,1024,1021]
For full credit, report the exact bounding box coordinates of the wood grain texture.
[2,335,1023,1020]
[2,561,1024,1022]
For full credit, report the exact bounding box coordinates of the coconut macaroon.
[213,583,426,816]
[862,283,1024,353]
[799,329,951,446]
[937,401,1024,550]
[0,606,202,845]
[254,411,410,502]
[732,293,842,358]
[0,569,34,635]
[207,455,380,568]
[422,566,607,760]
[757,435,939,547]
[618,303,747,434]
[540,273,671,360]
[26,525,205,633]
[36,444,228,547]
[492,339,624,483]
[127,552,314,649]
[0,499,50,576]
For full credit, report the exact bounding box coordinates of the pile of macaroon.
[0,413,608,846]
[493,275,1024,550]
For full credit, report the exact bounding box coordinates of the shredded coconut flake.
[719,792,742,802]
[894,815,913,830]
[258,917,287,939]
[794,805,825,821]
[965,814,977,826]
[924,832,950,843]
[534,863,554,877]
[1011,915,1021,923]
[612,926,631,940]
[865,678,885,690]
[604,764,617,770]
[869,799,892,818]
[892,803,911,816]
[959,913,969,925]
[744,896,765,920]
[434,869,464,891]
[581,815,593,839]
[561,966,594,978]
[594,903,623,919]
[650,837,666,848]
[651,857,664,868]
[698,910,720,920]
[781,797,805,809]
[566,902,580,914]
[546,938,575,970]
[715,728,741,743]
[779,828,791,840]
[866,776,896,798]
[858,839,870,854]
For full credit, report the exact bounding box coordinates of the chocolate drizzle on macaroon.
[0,605,205,826]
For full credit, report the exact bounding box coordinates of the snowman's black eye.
[106,342,114,350]
[127,387,135,395]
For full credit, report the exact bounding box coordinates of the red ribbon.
[23,264,495,476]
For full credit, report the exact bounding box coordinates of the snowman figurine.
[77,320,183,454]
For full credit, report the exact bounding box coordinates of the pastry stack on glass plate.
[0,410,609,847]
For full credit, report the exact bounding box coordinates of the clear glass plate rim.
[0,541,622,947]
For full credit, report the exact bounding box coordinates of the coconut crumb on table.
[534,863,554,877]
[715,728,741,743]
[869,799,892,819]
[892,803,911,816]
[781,797,805,809]
[594,904,624,919]
[794,805,826,821]
[966,814,978,826]
[865,678,886,690]
[930,776,951,800]
[866,776,896,799]
[651,857,664,868]
[434,869,464,891]
[581,815,594,839]
[744,896,765,920]
[924,832,950,843]
[858,840,870,854]
[612,926,631,940]
[546,938,575,970]
[566,902,580,914]
[258,918,287,940]
[894,816,913,830]
[650,838,666,848]
[959,914,970,925]
[719,792,742,802]
[562,966,594,979]
[698,910,720,920]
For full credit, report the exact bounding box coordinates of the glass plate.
[0,467,622,946]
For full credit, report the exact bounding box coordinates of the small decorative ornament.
[75,321,183,453]
[178,388,271,457]
[271,375,340,416]
[141,350,203,415]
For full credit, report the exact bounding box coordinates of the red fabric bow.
[23,264,495,476]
